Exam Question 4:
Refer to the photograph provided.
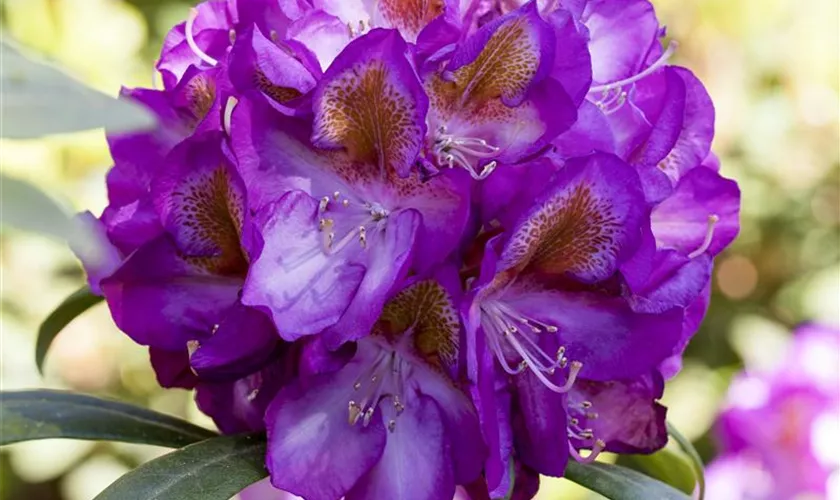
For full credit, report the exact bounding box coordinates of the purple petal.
[582,0,660,85]
[511,366,570,476]
[287,10,353,72]
[149,347,198,389]
[499,152,646,283]
[501,283,683,380]
[446,2,555,107]
[100,236,242,350]
[346,396,454,500]
[228,26,317,112]
[241,191,366,340]
[628,68,687,168]
[546,7,593,105]
[197,359,292,434]
[570,372,668,454]
[312,29,428,178]
[322,209,420,348]
[190,302,280,380]
[657,67,716,183]
[651,166,741,258]
[152,132,248,273]
[413,365,486,484]
[628,250,713,314]
[157,0,235,87]
[398,170,471,273]
[265,354,387,500]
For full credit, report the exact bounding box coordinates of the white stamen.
[186,8,219,66]
[229,29,236,45]
[481,301,582,393]
[348,351,404,428]
[223,96,238,136]
[434,126,500,180]
[569,439,606,464]
[688,214,720,259]
[589,41,678,94]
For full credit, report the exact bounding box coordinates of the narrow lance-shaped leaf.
[1,40,155,138]
[94,433,268,500]
[0,174,110,274]
[0,390,216,447]
[668,421,706,500]
[36,286,104,373]
[616,448,697,495]
[564,460,692,500]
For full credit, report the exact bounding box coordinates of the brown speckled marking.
[451,16,538,105]
[505,183,622,277]
[375,280,459,369]
[318,61,422,175]
[173,166,248,276]
[254,69,303,104]
[379,0,445,39]
[186,74,216,126]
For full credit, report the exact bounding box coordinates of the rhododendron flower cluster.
[74,0,740,498]
[707,324,840,500]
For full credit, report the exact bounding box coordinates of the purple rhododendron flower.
[72,0,741,498]
[707,323,840,500]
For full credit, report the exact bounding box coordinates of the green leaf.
[616,448,696,495]
[0,174,111,268]
[94,434,268,500]
[0,390,216,447]
[668,422,706,500]
[36,286,104,373]
[564,460,692,500]
[0,40,155,138]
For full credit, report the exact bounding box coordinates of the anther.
[359,226,367,249]
[270,30,279,43]
[586,412,599,420]
[211,323,220,334]
[186,8,219,66]
[688,214,720,259]
[569,439,606,464]
[246,388,259,401]
[353,382,361,390]
[388,420,397,432]
[581,401,592,409]
[333,191,340,200]
[229,29,236,44]
[223,96,238,136]
[362,407,375,427]
[348,401,362,425]
[319,196,330,212]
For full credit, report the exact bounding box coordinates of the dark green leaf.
[564,460,692,500]
[94,434,268,500]
[0,390,216,447]
[616,448,696,495]
[36,286,104,373]
[1,40,155,138]
[668,422,706,500]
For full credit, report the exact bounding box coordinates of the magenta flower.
[707,324,840,500]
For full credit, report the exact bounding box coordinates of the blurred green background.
[0,0,837,498]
